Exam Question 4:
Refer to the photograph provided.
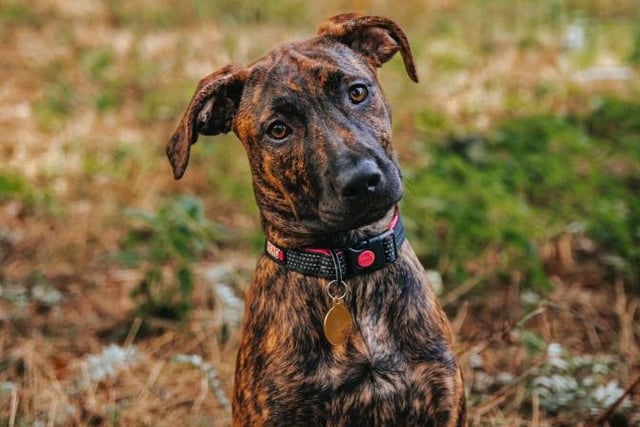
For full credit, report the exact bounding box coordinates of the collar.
[264,212,405,280]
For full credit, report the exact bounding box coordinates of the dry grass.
[1,0,639,425]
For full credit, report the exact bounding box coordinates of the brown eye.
[348,84,368,104]
[266,121,291,140]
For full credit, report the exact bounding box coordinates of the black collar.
[264,212,405,280]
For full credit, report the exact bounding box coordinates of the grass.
[117,196,226,322]
[1,0,639,425]
[404,105,640,291]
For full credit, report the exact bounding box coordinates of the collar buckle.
[346,227,396,274]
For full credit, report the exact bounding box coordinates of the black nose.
[335,159,383,199]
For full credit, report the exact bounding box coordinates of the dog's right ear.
[317,13,418,83]
[166,64,248,180]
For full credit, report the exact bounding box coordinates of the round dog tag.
[323,299,353,346]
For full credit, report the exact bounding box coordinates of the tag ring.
[326,280,348,300]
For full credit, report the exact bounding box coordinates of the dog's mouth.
[318,188,402,232]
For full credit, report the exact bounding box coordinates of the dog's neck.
[262,208,404,280]
[261,207,398,249]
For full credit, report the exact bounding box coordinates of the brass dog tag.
[323,299,353,346]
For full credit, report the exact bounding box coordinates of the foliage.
[0,0,41,27]
[104,0,314,30]
[84,344,139,383]
[469,338,633,422]
[0,271,62,312]
[0,171,29,203]
[172,354,230,410]
[116,196,225,321]
[0,170,56,217]
[33,80,78,130]
[531,343,631,418]
[404,99,640,290]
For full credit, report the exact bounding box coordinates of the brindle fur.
[167,13,466,426]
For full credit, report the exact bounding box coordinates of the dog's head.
[167,14,417,244]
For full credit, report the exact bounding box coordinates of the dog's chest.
[235,254,457,424]
[324,274,416,378]
[329,313,410,394]
[321,295,428,423]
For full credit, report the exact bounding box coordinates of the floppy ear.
[166,64,248,179]
[317,13,418,83]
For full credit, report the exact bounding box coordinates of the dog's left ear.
[317,13,418,82]
[166,64,248,180]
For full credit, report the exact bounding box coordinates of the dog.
[166,13,466,426]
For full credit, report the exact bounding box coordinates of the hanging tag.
[324,298,352,345]
[323,279,353,346]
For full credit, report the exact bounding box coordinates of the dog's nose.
[336,159,383,199]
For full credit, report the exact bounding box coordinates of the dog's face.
[167,14,418,243]
[234,39,403,235]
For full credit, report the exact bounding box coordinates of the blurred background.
[1,0,639,425]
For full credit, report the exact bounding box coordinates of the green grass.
[0,172,30,203]
[0,1,41,27]
[0,170,56,214]
[116,196,226,322]
[403,99,640,290]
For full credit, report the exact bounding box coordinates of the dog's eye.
[348,84,368,104]
[266,121,291,140]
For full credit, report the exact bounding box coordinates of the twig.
[531,391,540,427]
[469,393,507,417]
[47,400,56,427]
[590,374,640,426]
[469,357,545,418]
[442,274,485,306]
[492,357,546,401]
[137,360,165,401]
[124,317,143,348]
[9,386,18,427]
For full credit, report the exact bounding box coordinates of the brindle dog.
[167,13,466,426]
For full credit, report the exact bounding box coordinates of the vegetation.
[116,196,225,322]
[1,0,638,425]
[405,103,640,291]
